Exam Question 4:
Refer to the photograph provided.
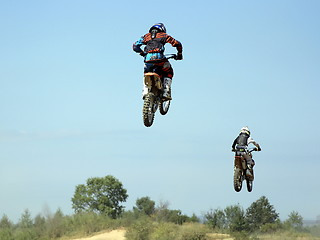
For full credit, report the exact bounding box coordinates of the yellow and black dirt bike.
[142,54,176,127]
[233,148,259,192]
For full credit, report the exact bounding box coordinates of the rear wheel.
[159,100,170,115]
[143,94,155,127]
[233,168,242,192]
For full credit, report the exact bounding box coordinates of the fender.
[144,72,162,90]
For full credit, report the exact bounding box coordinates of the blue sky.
[0,0,319,223]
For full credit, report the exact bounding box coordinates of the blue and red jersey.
[133,32,183,63]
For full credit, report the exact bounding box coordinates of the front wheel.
[233,168,243,192]
[143,94,155,127]
[159,99,170,115]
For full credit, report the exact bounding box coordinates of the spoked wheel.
[233,168,243,192]
[246,179,253,192]
[159,99,170,115]
[143,94,155,127]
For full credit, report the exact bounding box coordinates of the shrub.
[66,212,115,235]
[308,224,320,237]
[259,221,282,233]
[125,218,154,240]
[150,222,178,240]
[177,223,209,240]
[0,229,14,240]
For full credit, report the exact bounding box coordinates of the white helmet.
[240,126,250,135]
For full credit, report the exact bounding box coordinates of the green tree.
[245,196,279,232]
[0,215,13,229]
[224,204,246,232]
[0,215,14,240]
[47,208,66,238]
[204,208,226,230]
[72,175,128,218]
[284,211,303,231]
[15,209,37,240]
[18,209,33,228]
[34,214,46,238]
[189,213,200,223]
[0,230,14,240]
[163,209,189,225]
[153,201,189,224]
[134,197,155,216]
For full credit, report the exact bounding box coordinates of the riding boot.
[246,164,253,178]
[162,77,172,100]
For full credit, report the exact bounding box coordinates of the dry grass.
[207,232,233,240]
[256,232,320,240]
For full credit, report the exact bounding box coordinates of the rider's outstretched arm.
[248,137,261,151]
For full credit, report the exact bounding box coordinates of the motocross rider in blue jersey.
[133,23,183,100]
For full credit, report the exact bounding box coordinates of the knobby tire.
[233,168,242,192]
[143,94,155,127]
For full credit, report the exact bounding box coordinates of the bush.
[177,223,209,240]
[126,220,208,240]
[150,222,178,240]
[0,229,14,240]
[66,212,116,235]
[13,229,37,240]
[46,209,68,238]
[125,218,154,240]
[259,221,282,233]
[308,224,320,237]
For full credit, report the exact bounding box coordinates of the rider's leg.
[162,61,174,100]
[243,153,254,177]
[243,153,253,167]
[163,77,172,99]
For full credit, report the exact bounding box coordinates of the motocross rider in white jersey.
[232,126,261,176]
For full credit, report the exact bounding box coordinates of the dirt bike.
[233,148,258,192]
[142,54,177,127]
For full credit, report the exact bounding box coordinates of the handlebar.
[232,147,260,153]
[248,148,258,153]
[165,54,177,60]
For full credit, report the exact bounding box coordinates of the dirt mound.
[71,229,126,240]
[70,229,234,240]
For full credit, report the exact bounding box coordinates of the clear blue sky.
[0,0,319,223]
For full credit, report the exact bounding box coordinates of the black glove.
[139,52,146,57]
[257,147,261,151]
[176,52,183,60]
